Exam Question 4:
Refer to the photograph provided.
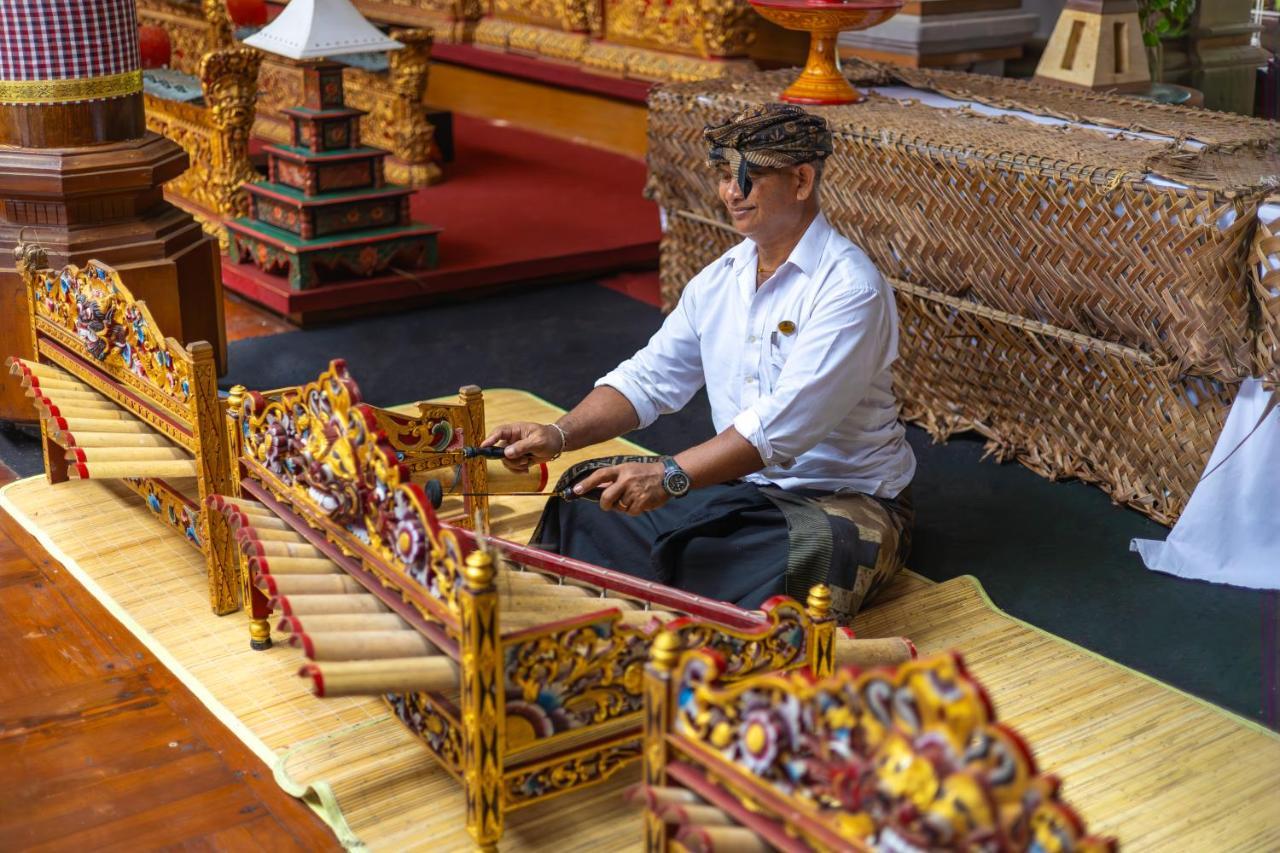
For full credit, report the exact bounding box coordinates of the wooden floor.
[0,466,340,851]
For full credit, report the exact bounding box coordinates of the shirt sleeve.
[595,278,706,429]
[732,280,894,466]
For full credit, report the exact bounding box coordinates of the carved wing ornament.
[667,651,1113,850]
[28,261,196,406]
[240,359,472,615]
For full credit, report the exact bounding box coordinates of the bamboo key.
[300,657,459,697]
[46,416,154,434]
[23,375,91,392]
[35,396,121,413]
[676,825,769,853]
[255,574,367,596]
[661,804,735,827]
[834,636,914,669]
[413,458,547,495]
[50,429,173,448]
[220,496,278,516]
[69,459,199,479]
[251,555,345,575]
[65,446,189,462]
[244,540,326,559]
[624,784,701,809]
[289,630,437,661]
[278,612,411,634]
[41,402,135,419]
[7,357,69,380]
[626,786,769,853]
[271,593,390,616]
[233,512,296,532]
[27,386,111,402]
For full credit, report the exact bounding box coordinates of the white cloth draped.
[1131,379,1280,589]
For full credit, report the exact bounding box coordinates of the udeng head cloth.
[705,102,833,196]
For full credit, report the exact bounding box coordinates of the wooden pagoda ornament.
[0,0,226,423]
[226,0,440,290]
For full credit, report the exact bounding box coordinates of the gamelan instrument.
[7,254,240,613]
[635,640,1117,852]
[208,360,916,850]
[7,253,504,616]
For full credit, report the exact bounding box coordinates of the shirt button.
[748,335,757,343]
[746,376,756,384]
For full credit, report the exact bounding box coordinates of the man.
[482,103,916,623]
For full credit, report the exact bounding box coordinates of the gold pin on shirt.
[777,320,796,335]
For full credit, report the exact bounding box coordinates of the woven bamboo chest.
[647,65,1280,524]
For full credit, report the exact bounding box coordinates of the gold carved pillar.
[460,550,504,850]
[641,629,680,852]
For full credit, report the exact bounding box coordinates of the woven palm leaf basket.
[648,65,1280,525]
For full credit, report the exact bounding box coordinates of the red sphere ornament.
[137,25,172,70]
[226,0,268,27]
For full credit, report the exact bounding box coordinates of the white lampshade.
[243,0,402,60]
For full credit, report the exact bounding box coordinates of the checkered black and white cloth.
[0,0,140,81]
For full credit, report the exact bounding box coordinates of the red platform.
[222,114,661,323]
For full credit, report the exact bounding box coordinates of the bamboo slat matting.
[3,389,1277,850]
[853,578,1280,851]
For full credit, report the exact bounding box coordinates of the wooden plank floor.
[0,469,341,851]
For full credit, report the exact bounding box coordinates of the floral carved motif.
[504,740,643,804]
[239,360,471,615]
[503,596,815,747]
[388,692,465,774]
[670,652,1114,851]
[29,261,195,407]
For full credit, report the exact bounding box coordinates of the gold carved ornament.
[490,0,576,30]
[667,651,1114,850]
[239,360,470,618]
[28,262,196,409]
[201,0,234,51]
[603,0,755,58]
[201,47,263,220]
[502,740,643,805]
[501,591,817,751]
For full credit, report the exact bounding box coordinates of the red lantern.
[226,0,268,27]
[137,25,171,70]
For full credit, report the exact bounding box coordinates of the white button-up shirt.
[597,213,916,497]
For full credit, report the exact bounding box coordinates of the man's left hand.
[572,461,668,516]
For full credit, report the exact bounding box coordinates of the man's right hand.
[480,422,566,473]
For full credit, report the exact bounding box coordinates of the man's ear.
[795,162,817,202]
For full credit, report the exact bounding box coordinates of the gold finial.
[650,629,682,671]
[807,583,832,620]
[226,384,247,415]
[463,549,495,591]
[248,617,272,650]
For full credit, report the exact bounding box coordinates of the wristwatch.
[660,456,691,498]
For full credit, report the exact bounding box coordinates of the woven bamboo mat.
[3,389,1277,849]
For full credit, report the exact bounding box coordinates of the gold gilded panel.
[603,0,755,58]
[354,0,483,42]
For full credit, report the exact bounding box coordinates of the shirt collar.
[722,212,832,280]
[784,212,831,278]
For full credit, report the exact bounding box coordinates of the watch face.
[665,470,691,496]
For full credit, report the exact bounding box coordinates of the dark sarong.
[531,477,913,622]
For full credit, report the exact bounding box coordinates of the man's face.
[716,162,810,240]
